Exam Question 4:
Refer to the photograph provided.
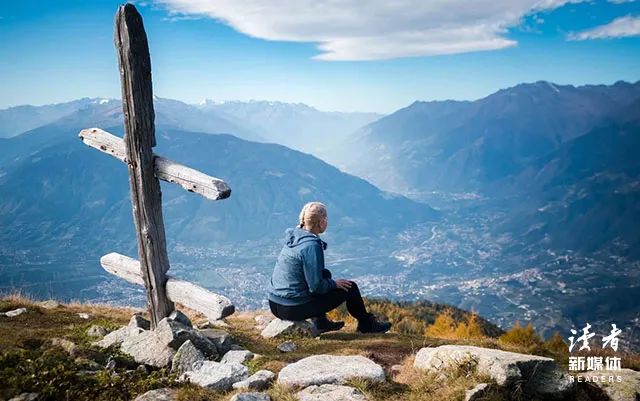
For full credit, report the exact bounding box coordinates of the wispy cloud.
[568,15,640,40]
[153,0,584,61]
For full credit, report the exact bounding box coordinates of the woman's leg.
[270,281,368,321]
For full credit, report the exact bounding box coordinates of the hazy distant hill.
[0,123,437,253]
[202,100,382,155]
[0,98,105,139]
[329,80,640,194]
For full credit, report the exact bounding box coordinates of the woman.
[268,201,392,334]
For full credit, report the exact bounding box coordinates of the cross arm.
[79,128,231,200]
[101,252,235,320]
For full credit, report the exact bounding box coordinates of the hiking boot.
[357,313,392,334]
[312,316,345,334]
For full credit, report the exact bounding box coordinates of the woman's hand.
[335,279,353,291]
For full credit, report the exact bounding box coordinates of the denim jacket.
[268,226,336,305]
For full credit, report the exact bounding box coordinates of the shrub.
[499,321,543,349]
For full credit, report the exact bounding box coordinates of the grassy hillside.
[1,294,636,401]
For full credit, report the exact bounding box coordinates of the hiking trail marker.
[78,3,233,329]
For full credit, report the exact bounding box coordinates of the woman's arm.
[301,242,337,294]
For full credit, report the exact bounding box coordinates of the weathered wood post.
[114,3,173,328]
[78,3,234,326]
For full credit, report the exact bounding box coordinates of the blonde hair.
[298,202,327,231]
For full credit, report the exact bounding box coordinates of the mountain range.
[1,81,638,345]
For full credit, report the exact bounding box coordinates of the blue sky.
[1,0,639,113]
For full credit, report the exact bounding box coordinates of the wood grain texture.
[101,252,235,320]
[115,3,173,328]
[79,128,231,200]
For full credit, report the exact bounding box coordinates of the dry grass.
[1,295,637,401]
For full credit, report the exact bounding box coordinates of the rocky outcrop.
[278,355,385,387]
[414,345,571,398]
[261,319,317,339]
[120,330,176,368]
[200,328,235,355]
[221,350,254,365]
[180,361,249,390]
[296,384,367,401]
[172,340,205,375]
[587,368,640,401]
[155,317,219,360]
[233,369,276,391]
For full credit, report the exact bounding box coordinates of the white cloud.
[154,0,583,61]
[568,15,640,40]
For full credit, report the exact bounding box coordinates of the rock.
[120,330,176,368]
[129,314,151,330]
[51,338,80,357]
[232,369,276,390]
[180,361,249,390]
[39,300,61,309]
[254,315,273,329]
[87,325,108,337]
[277,340,297,353]
[78,312,91,319]
[296,384,367,401]
[172,340,205,375]
[230,393,271,401]
[277,355,385,387]
[9,393,39,401]
[95,325,144,348]
[414,345,571,398]
[133,388,178,401]
[465,383,490,401]
[221,350,254,365]
[1,307,27,317]
[587,368,640,401]
[261,319,317,339]
[156,318,218,359]
[136,364,150,375]
[168,309,193,328]
[200,328,234,355]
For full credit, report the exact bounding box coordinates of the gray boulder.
[465,383,490,401]
[278,355,385,387]
[129,315,151,330]
[168,310,193,328]
[414,345,571,398]
[296,384,367,401]
[230,393,271,401]
[277,340,297,353]
[95,325,144,348]
[39,300,61,309]
[221,350,254,365]
[172,340,205,375]
[133,388,177,401]
[156,317,218,359]
[587,368,640,401]
[233,369,276,390]
[261,319,317,339]
[181,361,249,390]
[87,325,108,338]
[120,330,176,368]
[200,328,234,355]
[1,307,27,317]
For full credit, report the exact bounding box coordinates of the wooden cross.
[78,3,233,329]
